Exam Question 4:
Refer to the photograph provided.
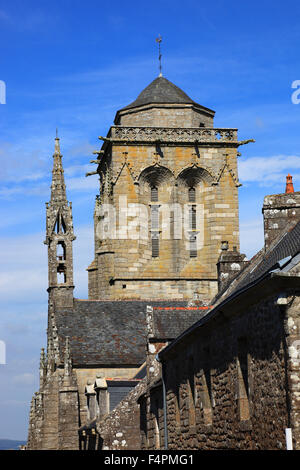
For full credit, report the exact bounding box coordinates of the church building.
[27,74,250,450]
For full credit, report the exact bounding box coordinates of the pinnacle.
[50,135,67,203]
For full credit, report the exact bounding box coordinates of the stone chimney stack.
[285,174,295,194]
[262,174,300,250]
[217,242,248,292]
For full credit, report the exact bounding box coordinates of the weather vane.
[156,35,162,77]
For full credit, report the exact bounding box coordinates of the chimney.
[263,174,300,250]
[217,242,248,292]
[285,174,294,194]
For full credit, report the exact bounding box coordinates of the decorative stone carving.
[110,126,238,144]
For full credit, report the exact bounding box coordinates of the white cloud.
[0,224,93,302]
[239,155,300,186]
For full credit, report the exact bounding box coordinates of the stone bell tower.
[87,76,248,301]
[45,135,76,308]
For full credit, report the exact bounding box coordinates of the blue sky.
[1,0,300,440]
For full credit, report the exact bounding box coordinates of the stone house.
[139,189,300,450]
[84,305,211,450]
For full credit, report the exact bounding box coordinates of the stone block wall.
[145,384,165,450]
[263,192,300,249]
[143,292,299,450]
[75,367,142,428]
[283,291,300,446]
[89,127,241,301]
[117,104,214,128]
[27,369,80,450]
[93,379,147,450]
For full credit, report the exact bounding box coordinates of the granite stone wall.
[142,292,300,450]
[88,134,241,301]
[263,192,300,249]
[93,379,147,450]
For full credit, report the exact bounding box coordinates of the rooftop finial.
[285,173,295,194]
[54,129,60,155]
[156,35,163,77]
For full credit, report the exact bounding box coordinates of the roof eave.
[158,271,300,360]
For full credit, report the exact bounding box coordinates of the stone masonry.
[262,178,300,250]
[27,74,254,450]
[87,76,250,302]
[140,214,300,450]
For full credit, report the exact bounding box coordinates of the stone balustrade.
[109,126,238,144]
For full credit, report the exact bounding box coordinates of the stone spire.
[50,135,67,204]
[45,134,76,308]
[285,174,295,194]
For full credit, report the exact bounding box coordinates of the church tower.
[45,135,76,308]
[87,76,244,302]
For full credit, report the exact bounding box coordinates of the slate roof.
[159,220,300,360]
[54,300,187,366]
[223,220,300,300]
[120,76,199,111]
[152,307,210,340]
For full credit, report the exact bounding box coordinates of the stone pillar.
[58,383,79,450]
[85,380,97,421]
[217,241,248,292]
[94,375,109,419]
[58,336,79,450]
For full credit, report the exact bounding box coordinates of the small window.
[54,214,66,233]
[151,204,159,257]
[189,205,197,230]
[57,271,66,284]
[61,217,66,233]
[188,187,196,202]
[54,216,60,233]
[190,235,197,258]
[152,236,159,258]
[56,242,66,261]
[151,186,158,202]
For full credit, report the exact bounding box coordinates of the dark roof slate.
[55,300,187,366]
[120,76,197,111]
[215,219,300,305]
[159,220,300,360]
[152,308,209,340]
